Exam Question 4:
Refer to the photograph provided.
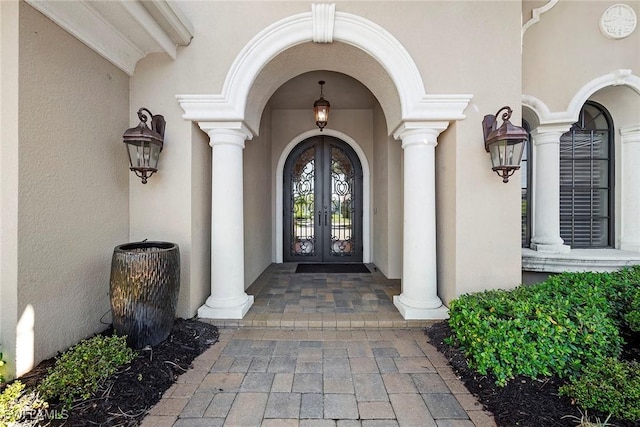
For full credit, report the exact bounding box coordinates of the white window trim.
[522,71,640,273]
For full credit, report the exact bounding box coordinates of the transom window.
[559,102,613,248]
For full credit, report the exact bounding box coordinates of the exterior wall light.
[123,108,165,184]
[313,80,330,131]
[482,106,528,183]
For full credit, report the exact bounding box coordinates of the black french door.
[283,136,363,263]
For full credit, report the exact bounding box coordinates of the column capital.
[393,121,450,149]
[198,121,254,148]
[530,123,571,146]
[621,124,640,144]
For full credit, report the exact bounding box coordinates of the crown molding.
[25,0,193,76]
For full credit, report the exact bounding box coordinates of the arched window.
[522,120,532,248]
[559,101,614,248]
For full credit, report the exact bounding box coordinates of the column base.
[198,294,254,319]
[393,295,449,320]
[530,242,570,253]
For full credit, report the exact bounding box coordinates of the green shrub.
[0,381,48,426]
[624,287,640,332]
[447,271,623,386]
[0,349,5,384]
[605,266,640,332]
[37,334,135,408]
[560,358,640,422]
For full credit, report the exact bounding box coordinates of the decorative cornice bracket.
[522,0,559,37]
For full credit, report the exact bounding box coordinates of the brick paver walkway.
[140,265,497,426]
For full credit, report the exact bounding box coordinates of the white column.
[530,125,571,253]
[198,123,254,319]
[392,122,449,320]
[620,125,640,252]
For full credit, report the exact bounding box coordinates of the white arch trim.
[176,4,472,134]
[523,69,640,126]
[522,0,559,37]
[275,128,371,264]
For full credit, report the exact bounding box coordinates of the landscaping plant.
[447,271,624,386]
[623,287,640,333]
[447,266,640,423]
[559,357,640,422]
[562,410,614,427]
[604,266,640,333]
[0,348,5,384]
[0,381,48,426]
[37,334,135,408]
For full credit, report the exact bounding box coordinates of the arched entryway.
[284,136,363,263]
[177,5,471,319]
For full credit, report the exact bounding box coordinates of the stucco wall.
[131,0,525,311]
[423,1,523,298]
[129,65,202,318]
[372,104,390,276]
[372,102,403,280]
[523,0,640,112]
[435,124,458,304]
[1,0,20,379]
[15,2,129,375]
[386,133,403,280]
[142,2,308,97]
[245,108,273,288]
[189,123,212,311]
[127,0,296,316]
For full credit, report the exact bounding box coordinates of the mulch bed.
[18,318,219,427]
[425,321,640,427]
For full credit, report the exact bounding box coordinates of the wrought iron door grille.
[290,146,316,256]
[330,145,356,256]
[283,136,363,263]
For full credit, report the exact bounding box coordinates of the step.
[199,313,437,329]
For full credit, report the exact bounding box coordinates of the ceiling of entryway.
[246,41,402,132]
[268,71,378,110]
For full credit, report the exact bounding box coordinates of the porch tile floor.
[141,264,497,426]
[208,263,431,329]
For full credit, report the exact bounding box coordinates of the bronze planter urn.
[110,241,180,348]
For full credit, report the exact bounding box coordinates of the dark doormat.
[295,263,370,274]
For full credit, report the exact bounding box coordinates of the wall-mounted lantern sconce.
[123,108,165,184]
[313,80,330,131]
[482,106,528,183]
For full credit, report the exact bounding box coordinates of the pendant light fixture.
[313,80,330,131]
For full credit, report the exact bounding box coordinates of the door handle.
[318,210,321,223]
[324,206,328,226]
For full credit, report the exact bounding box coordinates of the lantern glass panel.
[510,139,526,166]
[489,140,505,168]
[489,139,525,168]
[127,141,161,170]
[316,106,328,122]
[149,143,161,169]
